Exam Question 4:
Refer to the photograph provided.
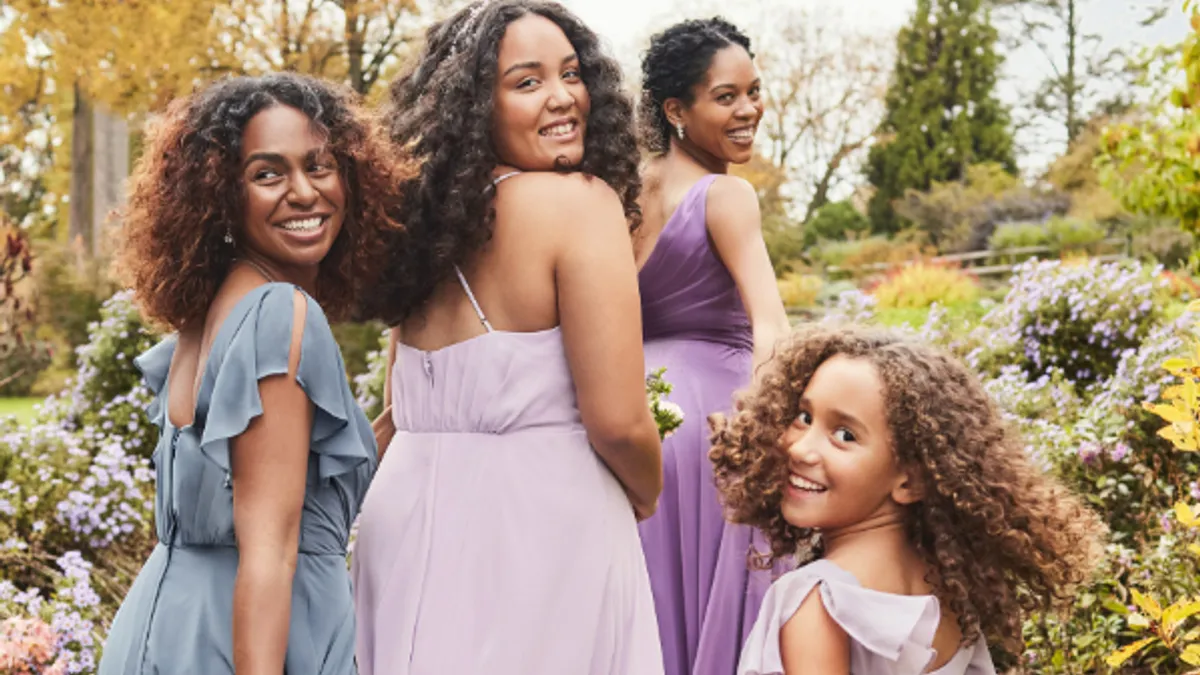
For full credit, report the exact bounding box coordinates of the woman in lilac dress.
[634,18,791,675]
[351,2,663,673]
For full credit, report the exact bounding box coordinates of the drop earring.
[675,123,685,140]
[223,226,234,245]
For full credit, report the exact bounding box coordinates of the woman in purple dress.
[634,18,792,675]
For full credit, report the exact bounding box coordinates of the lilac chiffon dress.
[739,560,997,675]
[638,174,787,675]
[351,266,664,675]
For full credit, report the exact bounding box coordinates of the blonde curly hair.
[709,324,1106,654]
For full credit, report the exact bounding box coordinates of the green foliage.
[866,0,1017,234]
[353,330,390,422]
[0,337,52,396]
[1133,225,1197,269]
[29,240,111,395]
[1097,3,1200,243]
[891,162,1071,252]
[1045,216,1108,254]
[331,320,387,384]
[803,201,870,246]
[989,222,1053,261]
[763,212,808,275]
[49,291,162,459]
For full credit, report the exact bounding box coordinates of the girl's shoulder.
[739,559,995,675]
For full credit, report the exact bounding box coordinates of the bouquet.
[646,367,684,439]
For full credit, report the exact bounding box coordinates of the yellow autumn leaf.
[1177,503,1199,527]
[1167,358,1196,375]
[1163,599,1200,633]
[1133,590,1164,621]
[1129,613,1152,628]
[1184,643,1200,666]
[1106,637,1158,667]
[1162,426,1200,451]
[1147,402,1193,424]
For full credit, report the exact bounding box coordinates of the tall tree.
[991,0,1170,148]
[0,0,440,239]
[866,0,1016,234]
[750,7,892,222]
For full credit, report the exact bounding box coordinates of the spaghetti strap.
[453,266,494,333]
[493,171,521,186]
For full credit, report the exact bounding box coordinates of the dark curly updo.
[367,0,642,326]
[639,17,753,154]
[119,72,406,330]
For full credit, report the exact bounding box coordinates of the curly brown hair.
[118,72,408,330]
[364,0,642,325]
[709,324,1106,655]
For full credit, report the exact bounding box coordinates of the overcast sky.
[557,0,1189,178]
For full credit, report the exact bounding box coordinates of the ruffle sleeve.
[738,559,941,675]
[194,283,376,481]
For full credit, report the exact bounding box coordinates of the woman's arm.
[551,175,663,520]
[229,290,313,674]
[706,176,791,375]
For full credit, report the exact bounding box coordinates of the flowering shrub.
[0,290,159,672]
[353,330,390,422]
[970,259,1164,387]
[1104,299,1200,671]
[869,262,980,309]
[0,552,109,674]
[45,291,160,459]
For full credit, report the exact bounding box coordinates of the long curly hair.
[366,0,641,326]
[639,17,753,154]
[118,72,407,330]
[709,324,1106,655]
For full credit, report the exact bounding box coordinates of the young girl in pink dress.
[709,325,1107,674]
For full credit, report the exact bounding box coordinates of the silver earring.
[675,124,685,140]
[224,227,234,245]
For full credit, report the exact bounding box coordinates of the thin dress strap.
[453,266,494,333]
[493,171,521,186]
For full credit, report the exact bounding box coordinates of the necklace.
[236,257,277,283]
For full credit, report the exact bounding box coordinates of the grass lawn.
[0,397,41,426]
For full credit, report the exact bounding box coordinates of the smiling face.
[778,355,920,533]
[238,104,346,277]
[669,44,763,165]
[491,13,591,170]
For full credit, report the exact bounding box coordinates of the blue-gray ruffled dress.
[98,283,377,675]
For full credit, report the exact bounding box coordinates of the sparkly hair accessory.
[448,1,489,57]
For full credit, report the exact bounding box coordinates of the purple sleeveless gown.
[638,174,782,675]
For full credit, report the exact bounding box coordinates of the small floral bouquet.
[647,367,684,440]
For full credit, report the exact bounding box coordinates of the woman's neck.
[667,139,727,175]
[234,251,318,297]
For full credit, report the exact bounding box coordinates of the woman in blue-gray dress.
[98,73,406,675]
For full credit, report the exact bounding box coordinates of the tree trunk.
[68,83,94,255]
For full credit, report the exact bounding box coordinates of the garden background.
[5,0,1200,672]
